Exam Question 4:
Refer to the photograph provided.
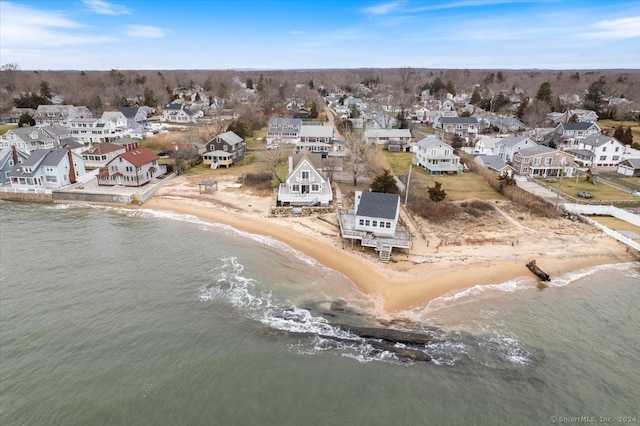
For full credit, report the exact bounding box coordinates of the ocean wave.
[547,262,639,288]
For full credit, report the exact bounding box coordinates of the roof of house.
[118,148,158,167]
[81,143,125,155]
[364,128,412,138]
[476,155,510,171]
[300,125,334,138]
[292,150,324,170]
[269,117,302,127]
[8,148,72,178]
[517,145,560,157]
[214,131,244,146]
[416,136,448,150]
[619,158,640,168]
[496,135,535,148]
[559,122,596,131]
[581,135,622,148]
[356,191,399,220]
[567,149,595,157]
[0,146,28,168]
[120,107,142,118]
[440,117,479,124]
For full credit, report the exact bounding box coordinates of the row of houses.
[1,142,168,190]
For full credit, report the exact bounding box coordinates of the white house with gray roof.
[545,122,601,149]
[575,135,626,168]
[353,191,400,238]
[0,125,76,153]
[267,118,302,145]
[495,135,537,162]
[364,128,412,146]
[8,148,86,191]
[616,158,640,177]
[474,155,514,176]
[413,137,462,174]
[277,150,332,207]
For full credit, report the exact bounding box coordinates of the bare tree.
[260,144,288,183]
[523,99,551,129]
[343,129,376,186]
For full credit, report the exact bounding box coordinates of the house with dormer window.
[0,146,30,184]
[267,118,302,145]
[495,135,537,162]
[277,150,332,207]
[97,147,167,187]
[544,122,601,150]
[203,131,245,168]
[8,148,86,190]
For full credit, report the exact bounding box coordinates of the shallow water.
[1,201,638,425]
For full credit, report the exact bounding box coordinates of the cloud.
[361,1,404,16]
[0,1,117,48]
[124,25,169,38]
[81,0,131,15]
[582,17,640,39]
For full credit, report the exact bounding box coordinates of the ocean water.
[0,200,638,426]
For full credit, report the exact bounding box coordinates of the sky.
[1,0,639,71]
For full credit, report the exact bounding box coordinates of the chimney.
[11,145,19,165]
[67,148,77,184]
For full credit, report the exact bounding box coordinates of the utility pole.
[404,163,412,205]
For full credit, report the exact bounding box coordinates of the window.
[291,184,299,192]
[359,219,364,226]
[365,220,370,226]
[612,156,619,161]
[599,155,607,161]
[311,184,319,192]
[385,222,391,228]
[615,147,620,152]
[544,157,553,165]
[301,171,309,179]
[372,220,377,227]
[602,147,606,152]
[533,158,540,166]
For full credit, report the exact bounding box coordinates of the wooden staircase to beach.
[378,244,392,263]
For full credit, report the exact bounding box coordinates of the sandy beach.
[139,175,637,314]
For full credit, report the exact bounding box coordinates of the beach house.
[277,150,333,207]
[97,147,167,187]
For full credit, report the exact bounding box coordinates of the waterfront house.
[8,148,86,190]
[0,125,77,153]
[97,147,167,187]
[511,146,574,178]
[0,146,30,184]
[120,106,148,132]
[81,142,127,168]
[203,131,245,168]
[277,151,332,207]
[353,191,400,238]
[413,137,462,174]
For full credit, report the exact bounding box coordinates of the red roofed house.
[97,147,167,187]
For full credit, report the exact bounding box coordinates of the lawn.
[382,150,503,201]
[0,124,17,135]
[409,168,504,201]
[598,119,640,143]
[540,176,640,202]
[587,216,640,240]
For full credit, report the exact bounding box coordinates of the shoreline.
[137,182,637,314]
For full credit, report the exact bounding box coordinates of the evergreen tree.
[614,124,625,141]
[39,80,52,100]
[246,78,253,90]
[370,169,399,194]
[309,101,319,119]
[428,181,447,202]
[18,113,35,127]
[470,86,481,105]
[496,71,505,83]
[623,127,634,145]
[535,82,552,105]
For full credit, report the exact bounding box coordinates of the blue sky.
[1,0,639,70]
